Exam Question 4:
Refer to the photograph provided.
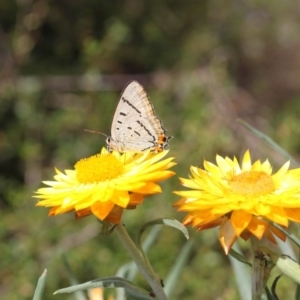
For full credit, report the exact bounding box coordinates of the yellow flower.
[35,148,175,224]
[174,150,300,254]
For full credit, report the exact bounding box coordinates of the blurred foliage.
[1,0,300,299]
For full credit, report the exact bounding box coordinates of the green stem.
[251,237,264,300]
[250,238,274,300]
[115,223,168,300]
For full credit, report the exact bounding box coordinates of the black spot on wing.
[121,97,142,114]
[136,120,155,141]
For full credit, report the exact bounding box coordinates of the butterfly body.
[106,81,171,152]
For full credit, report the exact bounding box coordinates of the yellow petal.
[241,150,252,172]
[219,218,238,254]
[91,201,115,221]
[230,210,252,236]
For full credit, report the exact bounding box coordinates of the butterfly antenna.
[84,129,108,138]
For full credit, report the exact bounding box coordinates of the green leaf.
[276,255,300,284]
[54,276,154,300]
[32,269,47,300]
[237,119,299,167]
[62,255,87,300]
[135,218,189,273]
[228,244,251,300]
[229,248,252,267]
[164,239,194,298]
[270,275,282,300]
[136,218,189,249]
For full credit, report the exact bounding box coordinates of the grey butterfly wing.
[109,81,170,152]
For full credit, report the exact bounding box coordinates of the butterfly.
[106,81,171,152]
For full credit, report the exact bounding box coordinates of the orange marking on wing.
[157,134,167,144]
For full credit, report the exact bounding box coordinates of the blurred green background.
[1,1,300,299]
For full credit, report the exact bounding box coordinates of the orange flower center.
[229,171,274,196]
[75,154,124,183]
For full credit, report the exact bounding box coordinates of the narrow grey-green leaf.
[136,218,189,249]
[135,218,189,271]
[228,244,251,300]
[124,287,155,300]
[237,119,299,167]
[62,255,87,300]
[32,269,47,300]
[54,276,154,299]
[276,255,300,284]
[270,275,282,300]
[164,239,194,298]
[229,248,252,267]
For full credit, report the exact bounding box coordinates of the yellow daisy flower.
[174,150,300,254]
[35,148,175,224]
